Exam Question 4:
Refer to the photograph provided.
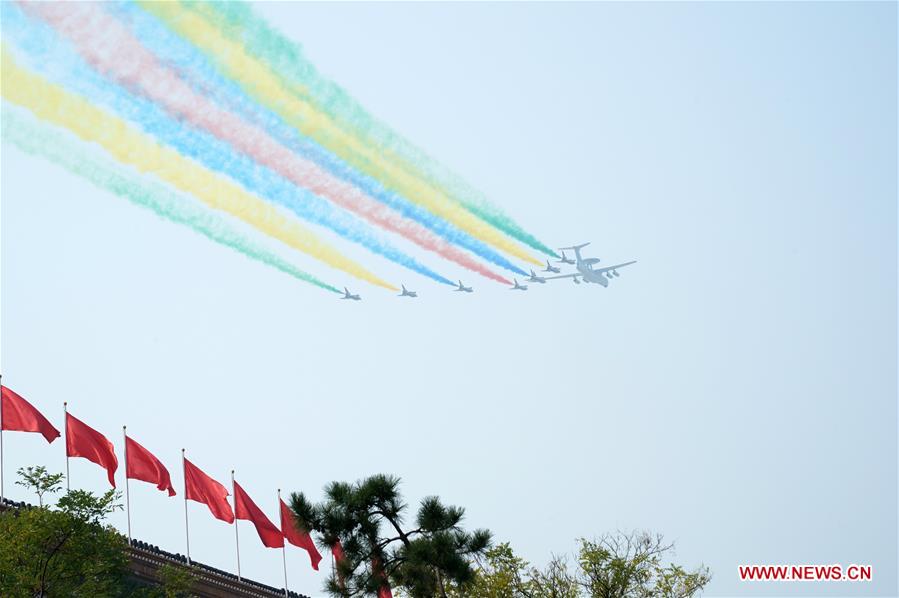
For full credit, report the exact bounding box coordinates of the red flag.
[332,539,345,564]
[65,412,117,487]
[1,385,60,443]
[184,458,234,523]
[125,435,175,496]
[373,558,394,598]
[233,481,283,548]
[279,497,322,570]
[332,539,346,588]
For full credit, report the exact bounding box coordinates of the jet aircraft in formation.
[526,270,547,284]
[541,243,636,287]
[340,244,634,300]
[341,288,362,301]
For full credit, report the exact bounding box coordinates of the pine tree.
[290,474,491,598]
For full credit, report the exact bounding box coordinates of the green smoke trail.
[180,1,558,258]
[1,104,341,293]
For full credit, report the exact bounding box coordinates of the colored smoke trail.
[0,48,396,291]
[19,2,473,287]
[1,105,340,294]
[107,1,527,279]
[137,0,544,267]
[2,5,455,290]
[185,0,559,259]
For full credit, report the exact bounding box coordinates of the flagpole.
[1,372,5,503]
[182,449,191,565]
[123,426,132,544]
[279,489,288,598]
[232,470,241,580]
[63,402,69,491]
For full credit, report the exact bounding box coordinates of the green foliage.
[446,542,534,597]
[57,488,122,523]
[0,466,129,597]
[15,465,65,507]
[290,474,491,598]
[574,532,710,598]
[155,562,197,598]
[448,532,710,598]
[528,554,580,598]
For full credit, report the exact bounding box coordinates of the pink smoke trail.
[23,1,511,285]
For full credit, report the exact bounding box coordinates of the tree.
[290,474,491,598]
[575,532,710,598]
[449,542,532,597]
[15,466,64,507]
[529,554,580,598]
[446,542,577,598]
[0,466,128,597]
[449,532,710,598]
[155,562,197,598]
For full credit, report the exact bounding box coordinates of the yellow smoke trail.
[139,1,542,267]
[0,47,396,291]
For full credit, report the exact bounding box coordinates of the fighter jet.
[399,285,417,298]
[556,250,575,265]
[526,270,547,284]
[543,243,636,287]
[454,280,473,293]
[341,287,361,301]
[510,279,528,291]
[542,260,561,273]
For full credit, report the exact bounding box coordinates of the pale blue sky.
[1,2,896,596]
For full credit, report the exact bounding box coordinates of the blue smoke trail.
[1,3,452,286]
[109,1,526,277]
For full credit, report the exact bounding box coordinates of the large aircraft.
[556,250,575,265]
[544,243,636,287]
[454,280,474,293]
[399,285,418,298]
[526,270,547,284]
[542,260,561,273]
[510,279,528,291]
[341,288,362,301]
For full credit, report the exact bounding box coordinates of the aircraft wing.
[542,273,582,280]
[592,260,637,274]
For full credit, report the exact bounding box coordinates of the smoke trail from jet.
[19,2,483,287]
[1,105,340,293]
[136,0,544,267]
[0,48,396,291]
[1,4,431,288]
[106,0,527,279]
[178,0,559,259]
